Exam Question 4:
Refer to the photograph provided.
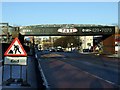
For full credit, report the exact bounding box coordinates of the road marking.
[70,58,120,73]
[37,54,49,88]
[59,58,120,87]
[80,69,120,88]
[38,53,120,88]
[39,62,50,88]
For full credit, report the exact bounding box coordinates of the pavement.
[0,66,2,90]
[81,52,120,65]
[106,54,120,58]
[81,52,120,58]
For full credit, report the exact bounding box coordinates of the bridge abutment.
[102,34,115,54]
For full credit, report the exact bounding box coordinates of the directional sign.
[4,38,27,56]
[4,57,27,65]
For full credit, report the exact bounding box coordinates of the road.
[36,51,120,88]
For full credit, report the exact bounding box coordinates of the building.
[80,36,93,52]
[0,23,19,43]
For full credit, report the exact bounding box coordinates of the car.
[115,43,119,53]
[83,49,89,52]
[49,49,56,52]
[43,49,50,54]
[56,48,64,52]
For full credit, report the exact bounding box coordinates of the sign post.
[17,65,23,83]
[3,37,30,86]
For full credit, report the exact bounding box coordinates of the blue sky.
[2,2,118,26]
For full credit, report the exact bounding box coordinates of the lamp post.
[32,36,35,56]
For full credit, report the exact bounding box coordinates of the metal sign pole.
[5,65,15,85]
[17,65,23,83]
[21,58,30,87]
[25,57,28,83]
[9,65,15,82]
[2,64,4,84]
[10,65,12,79]
[20,65,22,79]
[25,59,30,86]
[3,37,28,85]
[26,64,28,83]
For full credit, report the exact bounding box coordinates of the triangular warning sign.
[4,38,27,56]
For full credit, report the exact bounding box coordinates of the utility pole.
[32,36,35,57]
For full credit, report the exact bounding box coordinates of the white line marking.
[37,54,49,88]
[39,62,50,88]
[60,58,120,87]
[81,69,119,87]
[38,55,120,88]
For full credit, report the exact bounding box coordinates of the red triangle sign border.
[4,38,27,56]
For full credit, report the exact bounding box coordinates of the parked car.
[115,43,119,53]
[49,49,56,52]
[83,49,89,52]
[56,48,64,52]
[43,49,50,54]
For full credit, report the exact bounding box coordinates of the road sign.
[3,38,29,86]
[4,57,27,65]
[4,38,27,56]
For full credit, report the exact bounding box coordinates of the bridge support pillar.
[102,34,115,54]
